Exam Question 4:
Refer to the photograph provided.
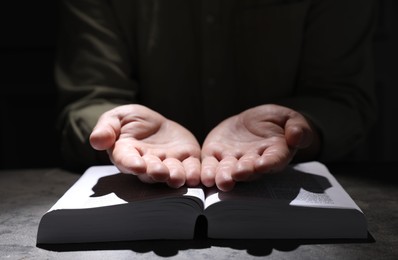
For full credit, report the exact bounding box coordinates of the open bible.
[37,162,368,244]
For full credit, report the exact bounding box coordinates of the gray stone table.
[1,163,397,259]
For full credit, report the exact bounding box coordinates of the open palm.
[201,104,316,191]
[90,105,201,188]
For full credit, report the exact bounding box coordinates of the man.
[57,0,377,191]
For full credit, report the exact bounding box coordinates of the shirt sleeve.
[56,0,138,169]
[277,0,378,161]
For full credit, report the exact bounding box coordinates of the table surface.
[1,163,397,259]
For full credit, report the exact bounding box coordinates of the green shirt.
[56,0,377,169]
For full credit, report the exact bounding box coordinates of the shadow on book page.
[87,167,331,207]
[89,173,189,203]
[205,167,333,208]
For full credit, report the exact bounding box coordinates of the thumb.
[284,116,313,149]
[89,115,120,151]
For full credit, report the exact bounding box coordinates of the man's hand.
[201,104,320,191]
[89,104,201,188]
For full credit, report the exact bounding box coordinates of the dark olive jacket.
[56,0,377,169]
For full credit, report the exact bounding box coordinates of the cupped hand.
[201,104,320,191]
[89,104,201,188]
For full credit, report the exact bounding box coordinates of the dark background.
[0,2,58,169]
[0,0,397,170]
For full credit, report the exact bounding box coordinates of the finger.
[201,156,219,187]
[215,156,238,192]
[90,113,121,151]
[285,116,313,149]
[183,157,201,187]
[137,174,156,184]
[232,153,259,181]
[115,154,147,175]
[201,141,223,160]
[166,144,201,162]
[111,140,147,174]
[255,143,294,174]
[163,158,186,188]
[143,154,170,182]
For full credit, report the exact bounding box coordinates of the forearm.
[278,0,378,161]
[56,0,139,168]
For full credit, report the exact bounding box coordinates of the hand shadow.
[89,172,189,202]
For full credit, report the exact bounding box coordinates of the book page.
[204,161,361,211]
[290,162,361,210]
[202,162,368,240]
[49,166,205,211]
